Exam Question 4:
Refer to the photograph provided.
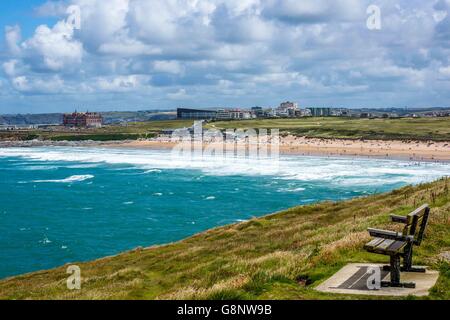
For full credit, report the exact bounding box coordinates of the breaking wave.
[0,147,449,186]
[32,175,94,183]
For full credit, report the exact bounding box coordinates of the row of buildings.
[63,107,450,126]
[177,102,334,120]
[177,104,450,120]
[0,124,40,131]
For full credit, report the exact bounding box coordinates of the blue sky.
[1,0,450,114]
[0,1,57,41]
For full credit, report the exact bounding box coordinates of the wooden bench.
[364,204,430,288]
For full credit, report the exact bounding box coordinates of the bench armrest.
[390,214,408,224]
[367,228,411,242]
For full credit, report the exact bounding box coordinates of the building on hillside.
[229,110,241,119]
[242,111,253,119]
[330,108,350,117]
[251,106,264,118]
[177,108,217,120]
[63,112,103,128]
[307,108,332,117]
[301,108,312,117]
[216,109,231,120]
[276,101,299,117]
[279,101,298,110]
[0,124,45,131]
[360,112,374,118]
[0,125,17,131]
[213,109,253,120]
[264,108,276,117]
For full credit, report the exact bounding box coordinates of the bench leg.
[402,245,426,273]
[381,244,426,273]
[381,255,416,288]
[390,255,401,285]
[403,243,413,271]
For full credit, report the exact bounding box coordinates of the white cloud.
[2,60,19,77]
[95,75,149,92]
[153,60,184,74]
[22,20,83,71]
[251,72,311,87]
[74,0,129,51]
[11,75,65,93]
[98,38,161,56]
[5,25,22,55]
[1,0,450,111]
[263,0,364,23]
[439,66,450,76]
[213,8,274,43]
[34,1,69,17]
[168,88,190,100]
[127,0,178,43]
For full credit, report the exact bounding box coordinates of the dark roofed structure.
[177,108,217,120]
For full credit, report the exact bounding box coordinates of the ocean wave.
[144,169,162,174]
[19,165,59,171]
[1,147,449,185]
[277,187,306,192]
[32,175,94,183]
[65,164,100,169]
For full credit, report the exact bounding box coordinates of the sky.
[0,0,449,114]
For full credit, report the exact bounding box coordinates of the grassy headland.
[208,117,450,141]
[0,178,448,300]
[1,117,450,142]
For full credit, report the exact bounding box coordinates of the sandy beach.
[1,136,448,162]
[107,136,450,162]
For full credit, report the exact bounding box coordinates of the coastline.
[1,136,449,162]
[106,136,450,162]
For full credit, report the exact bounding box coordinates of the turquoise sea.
[0,147,449,279]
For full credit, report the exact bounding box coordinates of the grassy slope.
[0,178,449,300]
[2,117,450,142]
[207,117,450,141]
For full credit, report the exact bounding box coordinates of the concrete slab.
[315,263,439,297]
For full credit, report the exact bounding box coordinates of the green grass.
[207,117,450,141]
[0,178,449,300]
[49,133,156,142]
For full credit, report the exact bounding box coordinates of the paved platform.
[315,263,439,297]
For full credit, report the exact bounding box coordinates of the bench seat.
[364,237,407,256]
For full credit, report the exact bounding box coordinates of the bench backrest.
[404,204,430,245]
